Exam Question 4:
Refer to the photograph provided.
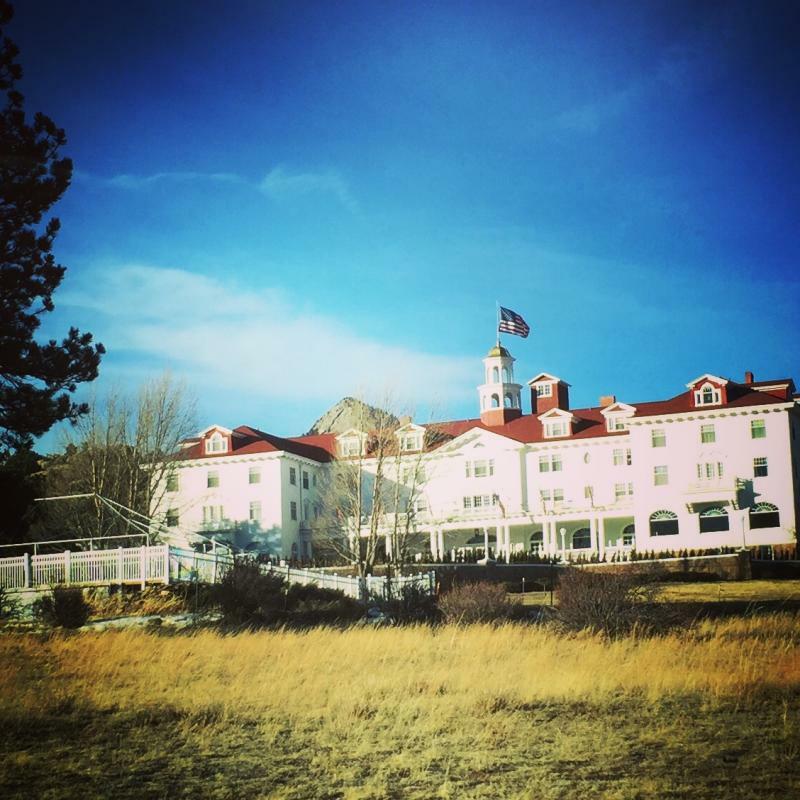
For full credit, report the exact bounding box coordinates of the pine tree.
[0,2,103,452]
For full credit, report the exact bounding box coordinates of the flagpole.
[495,300,500,346]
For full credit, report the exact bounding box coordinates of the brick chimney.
[599,394,616,408]
[744,371,754,385]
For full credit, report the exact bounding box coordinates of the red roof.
[178,426,337,462]
[178,377,795,459]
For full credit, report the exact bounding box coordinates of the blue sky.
[9,0,799,447]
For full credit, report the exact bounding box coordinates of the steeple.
[478,343,522,426]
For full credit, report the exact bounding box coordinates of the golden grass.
[1,617,799,799]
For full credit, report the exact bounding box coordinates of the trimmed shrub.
[438,581,520,624]
[212,560,285,626]
[556,568,662,637]
[36,587,90,628]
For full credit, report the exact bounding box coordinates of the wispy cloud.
[259,167,359,213]
[59,265,473,414]
[75,165,359,213]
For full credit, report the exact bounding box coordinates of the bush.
[438,581,520,624]
[0,586,20,620]
[556,568,662,637]
[36,587,90,628]
[367,581,439,623]
[212,560,286,627]
[284,582,363,626]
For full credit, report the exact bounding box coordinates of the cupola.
[478,343,522,426]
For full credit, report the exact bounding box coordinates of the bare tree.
[35,373,196,543]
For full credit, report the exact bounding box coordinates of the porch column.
[483,526,490,558]
[505,524,512,561]
[437,529,445,561]
[598,517,606,560]
[589,517,598,554]
[544,521,554,555]
[429,529,437,560]
[385,532,393,559]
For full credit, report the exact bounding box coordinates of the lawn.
[1,615,798,799]
[516,579,800,606]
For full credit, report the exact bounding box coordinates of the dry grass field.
[1,615,799,799]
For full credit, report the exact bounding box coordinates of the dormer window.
[535,383,552,398]
[399,433,422,452]
[337,429,367,458]
[695,382,721,406]
[544,421,569,438]
[205,432,227,454]
[339,438,362,457]
[601,402,636,433]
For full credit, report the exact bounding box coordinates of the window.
[653,465,668,486]
[606,415,628,432]
[248,467,260,485]
[694,383,721,406]
[491,394,500,408]
[622,524,635,548]
[539,489,551,502]
[312,474,317,487]
[504,393,514,408]
[753,457,768,478]
[166,472,179,492]
[539,455,561,472]
[749,502,779,529]
[249,501,261,522]
[340,438,361,456]
[467,459,494,478]
[614,482,633,500]
[302,470,309,489]
[207,471,219,488]
[544,421,569,438]
[650,509,679,536]
[613,448,632,466]
[205,432,227,454]
[572,528,591,549]
[166,509,179,527]
[502,367,510,382]
[699,506,729,533]
[492,366,499,382]
[536,383,552,397]
[751,419,766,439]
[584,485,593,500]
[289,467,297,485]
[290,501,297,521]
[696,462,724,480]
[202,505,224,524]
[700,424,716,444]
[651,429,666,448]
[530,531,544,554]
[553,488,564,502]
[463,496,473,509]
[540,489,562,503]
[399,433,421,451]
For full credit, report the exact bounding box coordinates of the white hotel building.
[156,345,800,561]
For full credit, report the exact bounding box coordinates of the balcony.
[684,478,741,505]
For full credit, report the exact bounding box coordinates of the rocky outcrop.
[306,397,398,435]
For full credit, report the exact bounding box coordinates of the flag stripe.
[498,306,530,338]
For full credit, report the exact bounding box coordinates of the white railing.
[0,546,435,604]
[0,545,170,590]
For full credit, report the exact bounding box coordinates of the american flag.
[498,306,530,338]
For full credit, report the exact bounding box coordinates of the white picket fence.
[0,545,434,604]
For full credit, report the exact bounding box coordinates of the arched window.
[699,506,729,533]
[492,366,500,382]
[750,502,780,529]
[695,382,721,406]
[530,531,543,553]
[491,394,500,408]
[205,432,227,454]
[502,367,510,382]
[622,523,635,547]
[572,528,591,549]
[504,393,513,408]
[650,510,679,536]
